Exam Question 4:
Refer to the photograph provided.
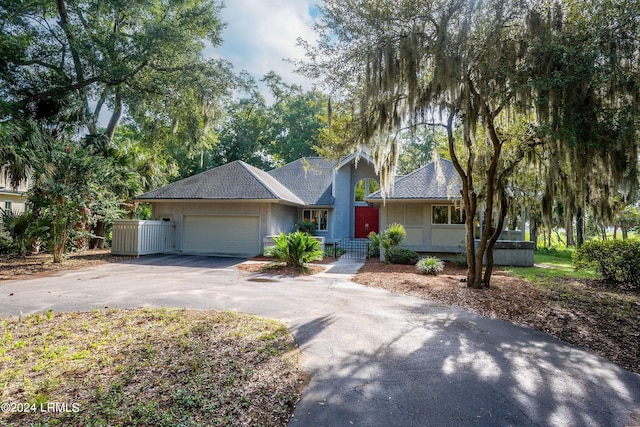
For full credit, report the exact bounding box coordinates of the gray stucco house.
[133,152,469,257]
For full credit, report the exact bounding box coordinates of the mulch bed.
[353,260,640,374]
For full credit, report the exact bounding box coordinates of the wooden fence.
[111,220,175,256]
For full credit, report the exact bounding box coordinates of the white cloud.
[208,0,319,91]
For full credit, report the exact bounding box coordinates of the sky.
[208,0,320,95]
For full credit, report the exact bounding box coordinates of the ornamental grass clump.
[416,256,445,275]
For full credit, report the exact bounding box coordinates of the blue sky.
[208,0,320,94]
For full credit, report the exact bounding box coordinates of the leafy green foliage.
[387,247,419,265]
[296,221,317,235]
[574,239,640,289]
[367,231,381,258]
[0,210,48,256]
[28,140,121,262]
[267,231,324,269]
[369,224,407,261]
[416,257,445,275]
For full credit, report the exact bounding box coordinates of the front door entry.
[354,206,379,238]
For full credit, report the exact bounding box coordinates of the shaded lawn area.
[354,258,639,375]
[1,309,303,426]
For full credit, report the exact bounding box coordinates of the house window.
[433,205,465,225]
[450,206,465,224]
[303,209,328,231]
[354,178,380,201]
[3,201,11,212]
[432,206,449,224]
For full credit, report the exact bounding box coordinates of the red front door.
[354,206,379,238]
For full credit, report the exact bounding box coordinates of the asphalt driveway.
[1,255,639,426]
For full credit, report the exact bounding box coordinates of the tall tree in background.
[528,1,640,246]
[262,71,327,164]
[0,0,233,142]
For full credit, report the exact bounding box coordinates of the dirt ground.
[0,249,135,281]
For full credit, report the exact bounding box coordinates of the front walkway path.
[1,255,639,426]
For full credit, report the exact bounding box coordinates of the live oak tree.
[300,0,542,288]
[526,1,640,246]
[300,0,640,288]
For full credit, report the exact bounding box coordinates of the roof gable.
[138,160,304,205]
[268,157,335,205]
[367,159,461,200]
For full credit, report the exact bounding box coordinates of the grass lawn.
[504,249,598,283]
[1,308,303,426]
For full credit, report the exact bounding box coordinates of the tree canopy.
[300,0,640,287]
[0,0,234,140]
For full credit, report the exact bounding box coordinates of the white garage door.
[182,215,260,256]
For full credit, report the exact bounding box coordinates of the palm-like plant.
[268,231,324,269]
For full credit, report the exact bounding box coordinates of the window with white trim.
[303,209,328,231]
[3,201,11,212]
[432,205,465,225]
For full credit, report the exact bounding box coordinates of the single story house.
[117,152,532,265]
[130,152,471,257]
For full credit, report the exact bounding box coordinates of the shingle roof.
[367,159,461,200]
[137,160,305,205]
[268,157,335,205]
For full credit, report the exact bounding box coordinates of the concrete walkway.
[1,255,639,426]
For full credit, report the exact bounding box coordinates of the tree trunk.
[483,190,508,287]
[576,207,584,247]
[613,224,618,239]
[90,220,106,249]
[565,214,575,246]
[530,216,539,249]
[622,228,629,240]
[105,87,122,141]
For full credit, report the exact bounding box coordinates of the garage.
[182,215,260,256]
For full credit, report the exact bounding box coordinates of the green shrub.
[368,231,381,258]
[387,247,420,265]
[267,231,324,269]
[573,239,640,289]
[296,221,317,235]
[382,223,406,248]
[371,223,407,261]
[0,230,12,254]
[416,256,445,275]
[324,245,345,258]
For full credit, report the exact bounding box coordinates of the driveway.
[1,255,639,426]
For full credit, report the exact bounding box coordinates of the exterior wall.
[151,201,277,253]
[379,201,466,253]
[268,203,298,235]
[476,240,535,267]
[1,192,28,215]
[0,168,29,214]
[332,158,379,241]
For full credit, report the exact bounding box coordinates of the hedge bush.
[388,247,420,265]
[296,221,317,235]
[573,239,640,289]
[416,256,445,275]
